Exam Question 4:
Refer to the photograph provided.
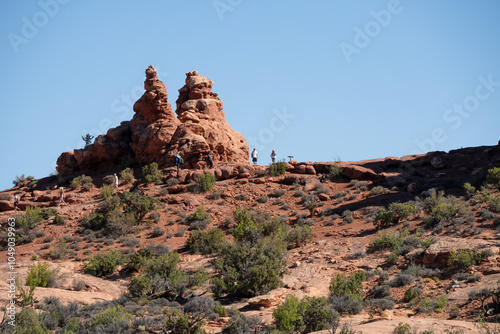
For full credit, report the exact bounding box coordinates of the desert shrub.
[273,295,339,333]
[100,185,115,199]
[393,322,412,334]
[176,227,187,237]
[121,191,160,223]
[257,195,269,203]
[197,172,216,192]
[329,270,365,302]
[86,305,131,333]
[342,210,354,224]
[102,175,115,185]
[269,189,286,198]
[46,240,70,260]
[369,186,388,196]
[315,183,330,194]
[120,167,134,184]
[448,248,486,270]
[368,228,409,253]
[403,287,422,303]
[227,312,263,334]
[26,262,55,288]
[365,297,395,311]
[487,167,500,187]
[286,224,314,248]
[0,308,49,333]
[327,161,344,180]
[141,162,163,185]
[402,263,440,279]
[294,190,305,198]
[150,226,165,238]
[391,273,414,287]
[302,194,319,217]
[386,252,399,265]
[234,194,247,201]
[464,182,476,198]
[213,235,288,298]
[149,211,161,224]
[84,248,124,276]
[423,189,468,227]
[368,284,391,299]
[269,161,287,176]
[187,205,211,230]
[328,295,363,315]
[209,189,221,200]
[374,202,419,229]
[128,251,199,301]
[215,303,228,317]
[186,228,227,255]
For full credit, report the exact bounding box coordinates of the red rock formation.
[166,70,249,169]
[56,67,249,176]
[130,65,180,164]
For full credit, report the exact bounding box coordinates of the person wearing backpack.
[175,154,184,171]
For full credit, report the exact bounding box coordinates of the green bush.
[273,295,339,333]
[84,248,124,276]
[393,322,412,334]
[197,172,216,192]
[423,189,468,226]
[269,161,287,176]
[187,205,211,230]
[127,251,197,300]
[86,305,131,333]
[286,224,314,249]
[100,185,115,200]
[120,167,134,184]
[102,175,115,185]
[403,286,421,303]
[374,202,419,229]
[327,161,344,180]
[463,182,476,198]
[186,228,227,255]
[368,228,410,253]
[26,262,54,288]
[213,235,288,298]
[121,191,160,223]
[13,174,35,187]
[448,249,485,270]
[486,167,500,187]
[257,195,269,203]
[141,162,163,185]
[329,270,365,302]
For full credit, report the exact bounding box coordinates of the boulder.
[0,200,14,211]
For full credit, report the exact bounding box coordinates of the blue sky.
[1,0,499,191]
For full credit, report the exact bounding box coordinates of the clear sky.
[1,0,499,191]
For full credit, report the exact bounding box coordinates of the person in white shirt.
[251,148,258,165]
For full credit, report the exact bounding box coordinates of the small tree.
[197,172,216,192]
[141,162,163,185]
[82,133,94,148]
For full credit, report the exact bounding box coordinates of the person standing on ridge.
[207,152,214,168]
[13,192,19,211]
[59,187,66,206]
[271,150,277,164]
[113,173,119,188]
[251,148,258,165]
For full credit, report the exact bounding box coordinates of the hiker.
[175,154,184,172]
[271,150,277,164]
[59,187,66,206]
[207,152,214,168]
[13,192,19,211]
[113,173,119,188]
[251,148,258,165]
